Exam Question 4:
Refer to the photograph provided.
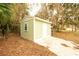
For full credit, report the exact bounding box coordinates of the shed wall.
[20,18,34,41]
[34,19,51,41]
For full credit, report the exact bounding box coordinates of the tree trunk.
[72,25,74,32]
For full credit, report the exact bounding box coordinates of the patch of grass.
[53,31,79,44]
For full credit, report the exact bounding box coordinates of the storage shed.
[20,16,51,41]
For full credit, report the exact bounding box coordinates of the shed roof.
[21,15,52,24]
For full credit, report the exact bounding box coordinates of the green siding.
[20,18,34,40]
[20,16,51,41]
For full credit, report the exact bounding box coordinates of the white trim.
[22,16,51,24]
[34,17,52,24]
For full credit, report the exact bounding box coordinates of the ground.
[53,31,79,44]
[33,31,79,56]
[34,35,79,56]
[0,33,56,56]
[0,31,79,56]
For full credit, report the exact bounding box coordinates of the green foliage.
[0,3,12,26]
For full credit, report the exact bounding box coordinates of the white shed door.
[42,23,48,37]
